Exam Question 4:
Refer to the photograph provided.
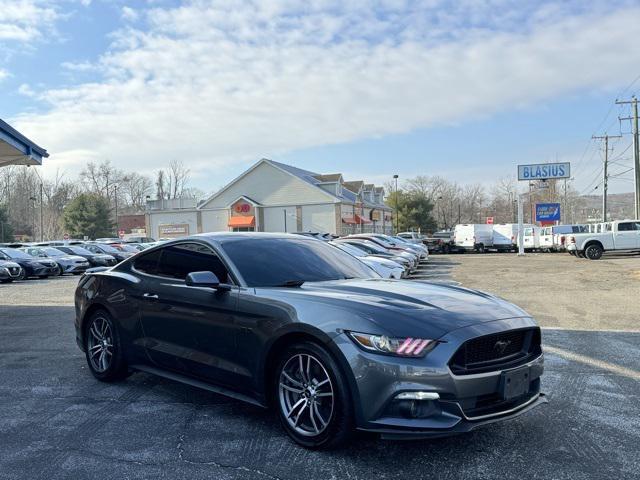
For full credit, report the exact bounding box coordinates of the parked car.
[336,239,413,271]
[55,245,118,267]
[492,223,523,252]
[20,246,90,275]
[82,242,135,263]
[105,243,142,254]
[330,241,406,279]
[123,235,156,244]
[518,226,541,252]
[368,234,429,259]
[538,225,587,252]
[567,220,640,259]
[396,231,425,245]
[337,238,417,269]
[0,259,23,283]
[346,235,423,262]
[0,247,60,279]
[75,232,545,449]
[392,235,430,260]
[453,224,494,252]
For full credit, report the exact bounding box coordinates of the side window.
[156,243,230,283]
[133,249,162,275]
[618,222,633,231]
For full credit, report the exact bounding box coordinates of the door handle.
[143,293,159,300]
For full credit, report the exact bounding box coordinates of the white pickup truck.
[567,220,640,259]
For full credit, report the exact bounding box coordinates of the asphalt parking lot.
[1,255,639,480]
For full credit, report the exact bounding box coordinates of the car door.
[615,222,638,249]
[136,242,243,387]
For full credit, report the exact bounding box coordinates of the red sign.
[234,203,251,213]
[486,217,494,225]
[63,233,70,240]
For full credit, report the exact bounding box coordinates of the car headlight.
[347,331,436,357]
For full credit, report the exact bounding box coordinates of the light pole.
[393,174,399,234]
[29,167,44,241]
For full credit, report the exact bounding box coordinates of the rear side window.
[133,249,162,275]
[156,243,230,282]
[617,222,638,231]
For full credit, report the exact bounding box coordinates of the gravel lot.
[1,255,639,479]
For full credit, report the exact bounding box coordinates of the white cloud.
[121,6,139,22]
[0,0,60,43]
[12,0,640,185]
[0,68,9,81]
[18,83,36,97]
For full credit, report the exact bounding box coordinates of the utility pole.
[592,134,621,222]
[617,96,640,218]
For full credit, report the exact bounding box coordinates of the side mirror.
[185,271,232,291]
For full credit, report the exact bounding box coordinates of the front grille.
[449,328,541,375]
[8,267,20,276]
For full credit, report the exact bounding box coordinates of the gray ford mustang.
[74,232,546,448]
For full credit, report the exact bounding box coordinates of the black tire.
[55,265,63,276]
[584,244,603,260]
[84,309,129,382]
[274,341,353,449]
[16,269,26,281]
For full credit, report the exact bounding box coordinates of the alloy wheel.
[278,353,334,437]
[87,316,114,373]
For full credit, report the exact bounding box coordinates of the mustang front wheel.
[275,342,353,449]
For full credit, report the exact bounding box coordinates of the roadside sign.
[486,217,494,224]
[63,233,69,240]
[536,203,561,222]
[518,162,570,181]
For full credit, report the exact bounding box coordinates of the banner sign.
[535,203,561,222]
[518,162,570,181]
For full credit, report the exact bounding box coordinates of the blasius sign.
[517,162,570,181]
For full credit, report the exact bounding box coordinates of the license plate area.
[500,366,531,400]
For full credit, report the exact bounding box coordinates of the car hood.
[56,255,88,262]
[0,260,20,268]
[260,278,530,338]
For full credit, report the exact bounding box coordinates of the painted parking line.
[544,345,640,381]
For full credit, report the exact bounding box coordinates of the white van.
[453,224,494,252]
[539,225,587,251]
[517,226,540,251]
[492,223,534,252]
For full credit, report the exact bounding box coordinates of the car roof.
[193,232,313,244]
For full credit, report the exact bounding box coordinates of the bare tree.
[167,159,190,199]
[121,172,153,210]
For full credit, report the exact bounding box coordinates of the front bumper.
[333,317,546,438]
[60,261,90,273]
[26,264,59,276]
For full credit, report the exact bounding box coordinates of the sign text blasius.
[517,162,570,181]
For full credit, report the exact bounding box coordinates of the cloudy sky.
[2,0,640,195]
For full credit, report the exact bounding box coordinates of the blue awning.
[0,118,49,167]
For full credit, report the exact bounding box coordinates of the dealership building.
[146,159,394,238]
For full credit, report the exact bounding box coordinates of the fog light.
[395,391,440,401]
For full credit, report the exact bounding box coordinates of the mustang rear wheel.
[275,342,353,449]
[84,310,129,382]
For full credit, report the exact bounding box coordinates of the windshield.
[42,247,66,256]
[94,243,120,253]
[330,241,365,257]
[0,248,33,260]
[222,238,378,287]
[65,246,93,255]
